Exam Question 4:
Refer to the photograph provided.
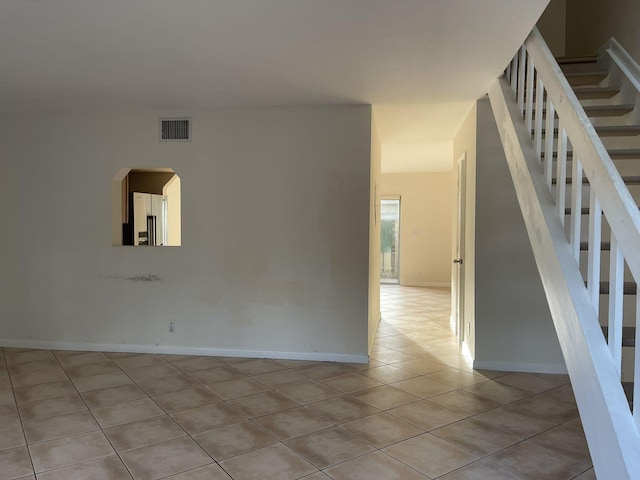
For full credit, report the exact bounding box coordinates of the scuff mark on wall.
[127,274,161,283]
[105,274,162,283]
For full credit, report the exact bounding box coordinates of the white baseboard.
[461,341,474,364]
[0,338,369,364]
[473,359,568,375]
[402,281,450,288]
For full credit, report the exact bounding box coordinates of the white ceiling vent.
[160,118,191,141]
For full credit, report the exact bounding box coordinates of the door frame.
[380,196,401,284]
[454,153,467,345]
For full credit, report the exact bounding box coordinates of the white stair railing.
[489,27,640,480]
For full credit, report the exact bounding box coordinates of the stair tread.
[565,71,609,86]
[552,175,640,185]
[573,85,619,91]
[595,125,640,136]
[583,104,634,116]
[543,149,640,160]
[573,86,621,99]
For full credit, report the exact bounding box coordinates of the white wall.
[537,0,567,57]
[473,98,565,372]
[381,173,452,287]
[566,0,640,60]
[0,106,372,362]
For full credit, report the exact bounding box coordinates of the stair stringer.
[489,76,640,480]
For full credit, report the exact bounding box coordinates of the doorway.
[380,198,400,284]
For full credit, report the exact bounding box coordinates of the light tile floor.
[0,286,596,479]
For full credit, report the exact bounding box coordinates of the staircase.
[557,54,639,403]
[488,28,640,479]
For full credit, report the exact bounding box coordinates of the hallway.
[374,285,595,479]
[0,286,594,479]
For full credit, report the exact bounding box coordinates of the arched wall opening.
[111,167,181,246]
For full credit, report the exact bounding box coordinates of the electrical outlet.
[169,321,175,333]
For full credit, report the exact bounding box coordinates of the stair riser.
[546,154,640,163]
[580,252,637,284]
[622,347,635,383]
[551,177,640,186]
[536,109,633,121]
[557,186,640,212]
[542,128,640,138]
[564,215,613,244]
[597,296,638,329]
[600,136,640,151]
[601,326,636,347]
[575,91,619,100]
[558,58,599,74]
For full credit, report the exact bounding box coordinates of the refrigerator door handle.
[147,215,156,246]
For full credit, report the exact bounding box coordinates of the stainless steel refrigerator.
[132,192,168,246]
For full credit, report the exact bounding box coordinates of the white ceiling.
[0,0,548,168]
[373,103,473,172]
[381,142,453,173]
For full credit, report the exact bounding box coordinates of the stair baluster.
[569,156,583,262]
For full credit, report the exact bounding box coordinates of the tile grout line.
[49,350,138,479]
[2,346,39,479]
[1,286,592,479]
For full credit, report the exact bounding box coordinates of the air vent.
[160,118,191,141]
